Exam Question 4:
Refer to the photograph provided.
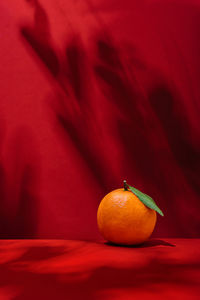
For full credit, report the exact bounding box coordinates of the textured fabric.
[0,0,200,239]
[0,239,199,299]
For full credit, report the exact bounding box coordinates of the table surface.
[0,239,199,300]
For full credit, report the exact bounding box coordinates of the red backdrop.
[0,0,199,239]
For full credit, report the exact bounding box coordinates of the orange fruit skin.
[97,188,157,245]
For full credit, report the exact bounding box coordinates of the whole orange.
[97,188,157,245]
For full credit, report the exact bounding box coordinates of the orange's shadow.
[105,238,176,248]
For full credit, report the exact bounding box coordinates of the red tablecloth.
[0,239,199,299]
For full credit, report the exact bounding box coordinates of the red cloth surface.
[0,0,200,239]
[0,239,199,299]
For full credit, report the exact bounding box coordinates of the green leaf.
[127,184,164,217]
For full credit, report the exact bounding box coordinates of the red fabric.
[0,0,200,239]
[0,239,199,299]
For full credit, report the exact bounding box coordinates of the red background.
[0,0,199,240]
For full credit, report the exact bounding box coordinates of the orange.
[97,188,157,245]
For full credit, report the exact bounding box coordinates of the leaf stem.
[123,180,129,191]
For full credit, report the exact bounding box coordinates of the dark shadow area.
[0,121,7,237]
[65,38,88,103]
[148,85,200,196]
[105,238,176,248]
[0,127,40,238]
[94,35,158,183]
[21,0,59,77]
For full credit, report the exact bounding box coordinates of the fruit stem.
[123,180,128,191]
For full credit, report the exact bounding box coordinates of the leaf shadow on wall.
[20,0,117,191]
[20,0,170,193]
[19,0,200,237]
